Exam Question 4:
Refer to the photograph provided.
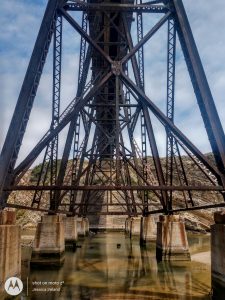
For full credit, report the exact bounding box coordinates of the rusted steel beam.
[147,202,225,214]
[13,72,113,177]
[8,201,225,215]
[64,2,168,13]
[6,203,72,215]
[173,0,225,184]
[121,12,170,64]
[60,8,112,64]
[0,0,61,208]
[120,72,222,180]
[4,185,223,191]
[172,202,225,212]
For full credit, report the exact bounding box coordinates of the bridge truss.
[0,0,225,217]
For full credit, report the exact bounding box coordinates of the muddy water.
[21,232,212,300]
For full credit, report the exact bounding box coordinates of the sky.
[0,0,225,166]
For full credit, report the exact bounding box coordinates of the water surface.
[22,232,212,300]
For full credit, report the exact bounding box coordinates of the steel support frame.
[1,0,224,215]
[122,12,167,212]
[0,0,63,208]
[32,13,62,209]
[173,0,225,185]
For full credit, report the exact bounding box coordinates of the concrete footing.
[64,216,78,247]
[211,211,225,298]
[140,216,156,245]
[31,215,65,267]
[0,211,21,292]
[130,217,141,238]
[156,215,190,261]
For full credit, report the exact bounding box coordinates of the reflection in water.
[21,232,212,300]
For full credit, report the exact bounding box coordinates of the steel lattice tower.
[0,0,225,224]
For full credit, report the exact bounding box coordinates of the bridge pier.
[130,217,141,238]
[125,217,132,236]
[31,215,65,267]
[140,216,156,245]
[156,215,190,261]
[64,216,78,248]
[77,217,88,237]
[0,211,21,293]
[83,217,89,235]
[211,211,225,298]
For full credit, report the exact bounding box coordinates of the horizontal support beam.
[61,203,154,206]
[4,185,224,191]
[6,201,225,215]
[64,2,168,13]
[6,203,137,215]
[172,202,225,212]
[147,202,225,214]
[6,203,72,215]
[87,104,139,107]
[84,212,141,215]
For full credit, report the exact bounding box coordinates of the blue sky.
[0,0,225,165]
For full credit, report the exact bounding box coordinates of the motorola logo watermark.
[4,277,23,296]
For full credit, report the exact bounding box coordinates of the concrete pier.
[211,211,225,299]
[77,217,87,237]
[31,215,65,267]
[156,215,190,261]
[130,217,141,238]
[0,211,21,293]
[140,216,156,245]
[125,217,132,236]
[64,216,78,247]
[83,217,89,235]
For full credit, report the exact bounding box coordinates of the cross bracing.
[0,0,225,217]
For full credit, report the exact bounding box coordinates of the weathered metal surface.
[4,185,224,191]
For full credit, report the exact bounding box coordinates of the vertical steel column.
[0,0,59,208]
[50,14,62,203]
[115,76,120,184]
[137,0,148,213]
[78,12,88,94]
[165,16,176,211]
[50,10,91,211]
[32,14,62,208]
[68,113,81,209]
